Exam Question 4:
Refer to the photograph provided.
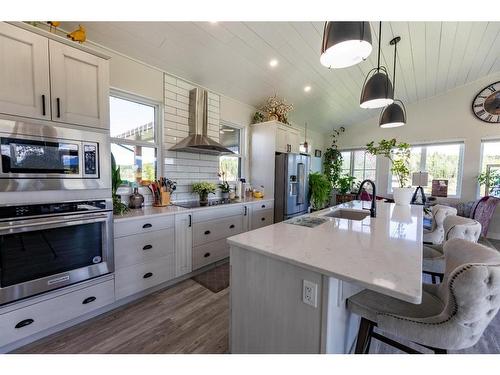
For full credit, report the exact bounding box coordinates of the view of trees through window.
[218,123,242,181]
[480,141,500,197]
[340,150,377,187]
[110,95,158,185]
[390,143,463,196]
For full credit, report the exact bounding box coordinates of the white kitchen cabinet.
[250,208,274,230]
[0,22,109,129]
[0,23,51,120]
[49,40,109,129]
[0,278,114,348]
[250,121,302,197]
[175,213,193,277]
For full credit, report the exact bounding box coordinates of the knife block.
[153,191,171,207]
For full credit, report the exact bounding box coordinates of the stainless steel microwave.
[0,116,110,192]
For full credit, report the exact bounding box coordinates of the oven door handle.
[0,214,110,235]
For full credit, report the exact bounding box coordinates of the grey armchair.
[348,238,500,354]
[423,215,482,283]
[423,205,457,245]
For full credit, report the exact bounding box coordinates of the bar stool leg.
[355,318,374,354]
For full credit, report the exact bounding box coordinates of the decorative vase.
[128,187,144,209]
[393,187,414,206]
[199,192,208,206]
[222,192,229,199]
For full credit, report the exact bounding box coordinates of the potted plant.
[335,175,357,204]
[111,154,129,215]
[309,172,332,211]
[218,170,231,199]
[366,138,411,205]
[192,182,216,206]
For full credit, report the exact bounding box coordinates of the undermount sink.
[322,209,370,221]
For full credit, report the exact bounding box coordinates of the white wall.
[336,72,500,237]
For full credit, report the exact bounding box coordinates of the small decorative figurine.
[67,25,86,44]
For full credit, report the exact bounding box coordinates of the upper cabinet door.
[287,130,300,153]
[49,40,109,129]
[0,23,51,120]
[276,126,288,153]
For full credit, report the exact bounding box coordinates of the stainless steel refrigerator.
[274,153,310,222]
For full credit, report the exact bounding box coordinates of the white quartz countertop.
[113,197,274,222]
[227,200,423,304]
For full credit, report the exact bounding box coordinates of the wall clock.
[472,81,500,123]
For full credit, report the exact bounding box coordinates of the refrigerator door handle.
[297,162,305,205]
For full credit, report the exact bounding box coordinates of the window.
[389,142,464,197]
[110,92,160,185]
[340,149,377,183]
[219,122,244,182]
[479,140,500,197]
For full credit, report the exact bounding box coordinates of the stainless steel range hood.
[170,88,233,155]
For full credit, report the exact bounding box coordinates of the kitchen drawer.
[192,238,229,270]
[115,255,175,300]
[251,209,274,230]
[0,279,114,347]
[114,215,174,238]
[193,215,243,246]
[114,228,175,270]
[192,205,245,223]
[252,200,274,212]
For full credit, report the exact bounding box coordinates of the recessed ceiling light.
[209,21,218,24]
[304,86,312,93]
[269,59,278,68]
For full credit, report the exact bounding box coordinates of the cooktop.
[173,199,232,209]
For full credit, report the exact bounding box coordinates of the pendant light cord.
[377,21,382,70]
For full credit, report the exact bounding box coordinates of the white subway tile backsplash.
[163,74,222,201]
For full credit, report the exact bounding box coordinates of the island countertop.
[227,200,423,304]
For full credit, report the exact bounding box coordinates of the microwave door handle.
[0,214,109,235]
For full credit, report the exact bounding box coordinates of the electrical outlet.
[302,280,318,308]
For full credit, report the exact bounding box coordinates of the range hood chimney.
[170,88,233,155]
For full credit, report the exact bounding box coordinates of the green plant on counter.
[192,182,216,203]
[111,153,129,216]
[366,138,410,188]
[478,170,500,196]
[337,175,356,194]
[218,181,231,193]
[309,172,332,211]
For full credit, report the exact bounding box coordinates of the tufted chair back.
[378,238,500,350]
[443,216,481,244]
[424,205,458,245]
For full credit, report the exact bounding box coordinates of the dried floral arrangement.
[261,94,294,125]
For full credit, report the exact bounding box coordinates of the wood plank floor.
[16,279,229,354]
[15,276,500,354]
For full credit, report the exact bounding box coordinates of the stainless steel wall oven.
[0,199,113,305]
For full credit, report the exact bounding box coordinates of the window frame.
[219,120,246,182]
[478,138,500,198]
[387,141,465,198]
[339,148,377,183]
[109,89,162,183]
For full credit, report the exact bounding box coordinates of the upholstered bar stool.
[423,204,457,245]
[347,238,500,354]
[423,215,482,283]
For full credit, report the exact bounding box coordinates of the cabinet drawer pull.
[82,296,96,305]
[143,244,153,251]
[188,214,192,227]
[261,204,266,208]
[261,217,266,221]
[15,319,34,329]
[143,272,153,279]
[56,97,61,118]
[229,224,235,229]
[204,230,211,235]
[244,206,248,216]
[41,95,46,116]
[142,223,152,229]
[204,252,211,258]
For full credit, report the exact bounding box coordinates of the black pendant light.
[320,22,372,69]
[379,36,407,128]
[360,22,394,109]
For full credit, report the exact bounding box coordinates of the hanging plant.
[323,127,345,188]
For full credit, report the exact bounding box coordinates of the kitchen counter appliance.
[0,199,113,305]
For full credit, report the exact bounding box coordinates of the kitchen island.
[227,200,423,354]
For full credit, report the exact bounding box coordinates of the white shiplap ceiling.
[60,21,500,132]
